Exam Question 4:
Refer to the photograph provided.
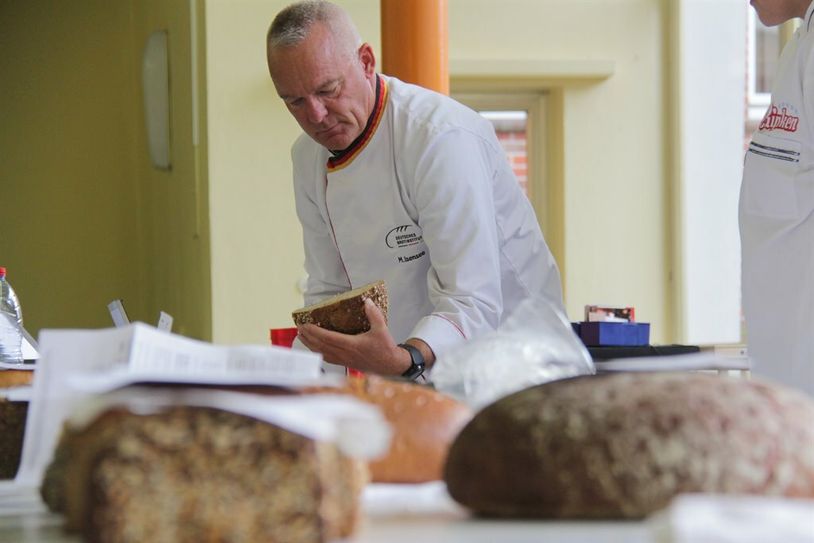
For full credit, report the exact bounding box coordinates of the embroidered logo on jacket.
[759,104,800,133]
[385,225,423,249]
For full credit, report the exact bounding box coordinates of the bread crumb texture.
[292,280,388,334]
[42,406,366,543]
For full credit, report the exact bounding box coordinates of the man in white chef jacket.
[741,0,814,396]
[265,1,565,379]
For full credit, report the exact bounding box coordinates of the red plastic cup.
[271,327,364,378]
[270,327,298,348]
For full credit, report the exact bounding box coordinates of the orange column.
[380,0,449,95]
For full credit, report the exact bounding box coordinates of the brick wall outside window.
[496,129,528,196]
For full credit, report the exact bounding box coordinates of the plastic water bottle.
[0,267,24,364]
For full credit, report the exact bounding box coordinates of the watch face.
[404,362,424,381]
[399,344,425,381]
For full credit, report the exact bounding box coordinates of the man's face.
[750,0,808,26]
[268,22,376,151]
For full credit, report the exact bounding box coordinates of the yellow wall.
[448,1,669,340]
[131,0,212,341]
[0,0,210,341]
[205,0,672,344]
[1,0,675,346]
[204,0,381,344]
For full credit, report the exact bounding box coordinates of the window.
[479,110,529,195]
[453,94,548,228]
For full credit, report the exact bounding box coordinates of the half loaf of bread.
[292,280,388,334]
[42,404,367,543]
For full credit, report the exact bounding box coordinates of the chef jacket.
[740,2,814,396]
[291,75,565,360]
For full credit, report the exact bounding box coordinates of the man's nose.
[305,97,328,124]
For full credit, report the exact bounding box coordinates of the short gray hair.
[267,1,343,49]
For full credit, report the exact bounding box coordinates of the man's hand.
[297,299,412,375]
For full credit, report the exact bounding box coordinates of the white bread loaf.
[303,375,473,483]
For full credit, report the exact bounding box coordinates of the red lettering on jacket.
[759,105,800,133]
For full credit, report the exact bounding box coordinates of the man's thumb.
[363,298,385,329]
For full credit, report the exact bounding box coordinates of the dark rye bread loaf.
[292,280,388,334]
[42,405,367,543]
[0,369,33,479]
[444,373,814,519]
[0,399,28,479]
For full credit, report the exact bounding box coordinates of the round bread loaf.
[352,376,472,483]
[304,376,472,483]
[444,373,814,519]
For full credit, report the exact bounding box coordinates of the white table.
[0,482,652,543]
[0,511,651,543]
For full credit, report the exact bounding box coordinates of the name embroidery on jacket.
[398,251,426,263]
[759,104,800,133]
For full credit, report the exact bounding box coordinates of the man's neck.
[330,75,381,158]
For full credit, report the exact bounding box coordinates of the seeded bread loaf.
[0,369,33,479]
[292,280,388,334]
[43,405,367,543]
[444,373,814,519]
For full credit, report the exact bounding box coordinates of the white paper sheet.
[0,363,35,371]
[649,494,814,543]
[0,481,47,517]
[12,323,327,489]
[65,387,391,460]
[0,386,32,401]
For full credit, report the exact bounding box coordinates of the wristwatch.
[398,343,425,381]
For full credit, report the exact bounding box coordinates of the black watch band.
[398,343,425,381]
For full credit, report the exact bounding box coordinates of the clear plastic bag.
[430,295,595,409]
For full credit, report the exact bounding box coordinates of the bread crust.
[0,369,34,388]
[303,376,472,483]
[292,280,388,334]
[444,373,814,519]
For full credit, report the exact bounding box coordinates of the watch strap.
[398,343,425,381]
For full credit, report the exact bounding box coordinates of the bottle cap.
[0,267,5,277]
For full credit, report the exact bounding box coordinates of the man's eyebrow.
[278,77,341,101]
[316,77,341,91]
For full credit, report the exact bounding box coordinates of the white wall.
[674,0,745,344]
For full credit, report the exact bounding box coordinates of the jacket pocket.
[741,132,802,221]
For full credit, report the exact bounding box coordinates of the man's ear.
[358,43,376,77]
